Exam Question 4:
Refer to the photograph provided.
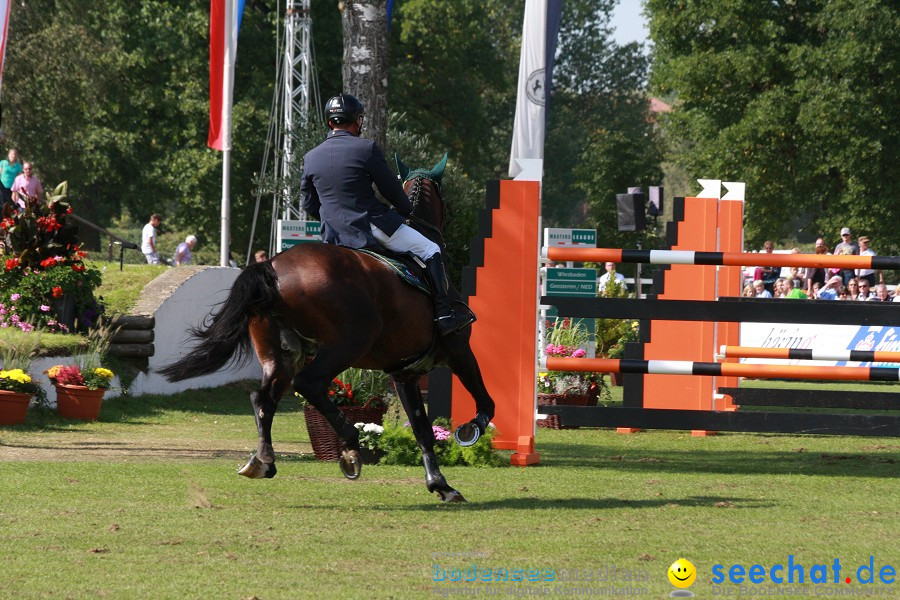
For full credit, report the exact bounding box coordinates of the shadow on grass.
[536,440,899,478]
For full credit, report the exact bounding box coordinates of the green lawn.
[1,382,897,599]
[94,261,168,316]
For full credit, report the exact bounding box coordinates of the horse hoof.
[339,449,361,480]
[437,489,467,503]
[454,422,480,447]
[237,454,276,479]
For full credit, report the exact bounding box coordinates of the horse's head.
[395,153,448,236]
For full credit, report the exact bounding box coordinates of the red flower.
[4,258,18,271]
[0,218,14,229]
[40,257,57,268]
[52,286,64,298]
[71,264,85,272]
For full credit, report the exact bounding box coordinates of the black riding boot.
[425,255,475,336]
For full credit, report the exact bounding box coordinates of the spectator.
[755,241,781,294]
[783,277,807,299]
[833,227,859,285]
[741,284,755,297]
[174,235,197,266]
[817,275,843,300]
[141,213,162,264]
[254,249,269,262]
[838,286,849,301]
[774,278,786,298]
[788,266,803,290]
[857,280,873,300]
[846,278,860,301]
[0,148,23,209]
[811,281,821,297]
[870,283,890,302]
[10,162,44,211]
[753,280,772,298]
[854,236,882,288]
[598,262,626,294]
[804,238,829,294]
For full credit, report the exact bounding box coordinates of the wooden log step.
[110,315,155,330]
[108,343,154,358]
[110,329,154,344]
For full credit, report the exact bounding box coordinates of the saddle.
[356,246,431,296]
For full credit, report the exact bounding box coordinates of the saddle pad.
[356,248,430,295]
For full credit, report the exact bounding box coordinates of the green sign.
[544,268,597,297]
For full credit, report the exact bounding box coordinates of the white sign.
[276,220,321,251]
[740,323,900,366]
[543,228,597,248]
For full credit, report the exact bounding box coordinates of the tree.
[340,0,389,150]
[648,0,900,252]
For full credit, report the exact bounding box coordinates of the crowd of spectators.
[745,227,898,302]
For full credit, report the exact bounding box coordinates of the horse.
[159,155,495,503]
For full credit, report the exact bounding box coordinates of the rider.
[300,93,474,336]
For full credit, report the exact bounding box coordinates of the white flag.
[508,0,561,180]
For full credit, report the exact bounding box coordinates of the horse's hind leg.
[292,350,363,479]
[238,317,294,479]
[444,337,495,447]
[393,375,465,503]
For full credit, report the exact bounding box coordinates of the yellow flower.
[93,367,114,380]
[0,369,31,384]
[46,365,63,378]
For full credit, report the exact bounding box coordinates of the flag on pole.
[208,0,246,150]
[508,0,562,179]
[0,0,12,126]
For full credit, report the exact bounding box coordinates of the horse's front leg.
[443,336,495,447]
[393,376,465,503]
[239,319,292,479]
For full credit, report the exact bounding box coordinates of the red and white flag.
[208,0,245,150]
[0,0,12,98]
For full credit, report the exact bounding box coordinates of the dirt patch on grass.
[0,436,313,463]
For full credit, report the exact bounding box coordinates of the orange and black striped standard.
[543,247,900,271]
[542,357,900,382]
[718,345,900,364]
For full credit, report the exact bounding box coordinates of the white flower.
[363,423,384,434]
[354,422,366,430]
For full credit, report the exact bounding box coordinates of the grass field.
[1,382,898,599]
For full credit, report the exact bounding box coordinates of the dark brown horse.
[160,155,494,502]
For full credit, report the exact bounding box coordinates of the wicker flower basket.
[304,400,387,461]
[537,385,599,430]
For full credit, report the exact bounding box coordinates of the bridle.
[403,172,448,243]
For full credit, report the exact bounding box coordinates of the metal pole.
[220,0,235,267]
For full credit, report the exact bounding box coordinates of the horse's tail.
[158,261,280,382]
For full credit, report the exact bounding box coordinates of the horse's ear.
[431,153,448,183]
[394,153,411,181]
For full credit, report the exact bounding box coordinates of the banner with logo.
[740,323,900,366]
[508,0,562,178]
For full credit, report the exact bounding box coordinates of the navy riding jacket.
[300,129,412,249]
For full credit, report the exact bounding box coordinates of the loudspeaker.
[616,193,646,232]
[648,186,663,217]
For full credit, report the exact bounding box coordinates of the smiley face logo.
[668,558,697,588]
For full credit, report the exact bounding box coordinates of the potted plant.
[0,331,47,424]
[537,317,603,429]
[46,364,115,420]
[301,368,393,461]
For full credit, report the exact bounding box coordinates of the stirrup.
[436,312,476,336]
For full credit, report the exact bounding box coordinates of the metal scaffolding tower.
[279,0,316,221]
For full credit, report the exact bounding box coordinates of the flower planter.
[55,384,105,421]
[304,401,387,461]
[0,390,32,425]
[359,447,386,465]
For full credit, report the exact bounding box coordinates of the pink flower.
[571,348,586,358]
[40,305,51,312]
[432,425,451,441]
[10,293,19,301]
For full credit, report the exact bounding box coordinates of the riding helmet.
[324,93,364,124]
